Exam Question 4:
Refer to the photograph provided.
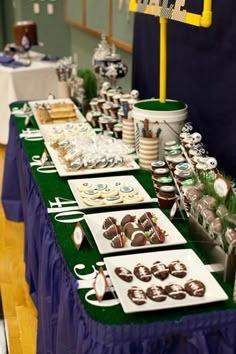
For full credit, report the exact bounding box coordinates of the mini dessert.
[151,261,169,280]
[101,188,119,198]
[157,186,176,209]
[154,176,174,191]
[105,195,123,205]
[202,208,216,224]
[95,183,108,191]
[151,160,166,171]
[81,190,101,199]
[103,224,121,240]
[165,283,186,299]
[138,212,156,231]
[184,279,206,297]
[102,216,117,229]
[123,194,144,203]
[168,260,187,278]
[120,214,136,228]
[146,285,167,302]
[130,231,146,247]
[115,267,133,282]
[82,198,105,206]
[78,182,94,192]
[123,222,144,239]
[133,263,152,282]
[152,168,170,179]
[111,234,125,248]
[148,225,165,244]
[128,286,147,305]
[119,185,137,196]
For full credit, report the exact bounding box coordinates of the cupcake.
[157,186,176,209]
[151,160,166,171]
[152,168,170,179]
[154,176,174,192]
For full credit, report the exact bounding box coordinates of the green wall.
[3,0,70,57]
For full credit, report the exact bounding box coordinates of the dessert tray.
[104,249,228,314]
[68,175,152,210]
[45,136,140,177]
[85,208,186,254]
[29,98,86,127]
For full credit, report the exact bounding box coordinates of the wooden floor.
[0,144,37,354]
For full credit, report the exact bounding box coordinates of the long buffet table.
[2,101,236,354]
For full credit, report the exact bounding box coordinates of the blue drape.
[2,115,236,353]
[132,1,236,177]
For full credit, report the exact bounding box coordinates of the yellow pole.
[159,16,167,103]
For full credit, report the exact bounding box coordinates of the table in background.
[0,52,58,144]
[2,103,236,354]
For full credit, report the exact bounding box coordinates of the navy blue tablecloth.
[2,115,236,354]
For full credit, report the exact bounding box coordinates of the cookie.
[184,279,206,297]
[81,190,101,199]
[133,263,152,282]
[102,216,117,229]
[151,261,169,280]
[123,194,144,203]
[165,283,186,299]
[128,286,147,305]
[168,260,187,278]
[101,188,119,198]
[104,195,123,205]
[77,182,94,192]
[115,267,133,282]
[146,285,167,302]
[95,183,108,191]
[82,198,105,206]
[103,224,121,240]
[119,185,137,196]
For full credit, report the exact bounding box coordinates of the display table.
[2,102,236,354]
[0,52,58,144]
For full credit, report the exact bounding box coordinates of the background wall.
[1,0,132,92]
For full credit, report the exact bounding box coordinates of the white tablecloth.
[0,52,58,144]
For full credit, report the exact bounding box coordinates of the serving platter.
[46,143,140,177]
[85,208,186,254]
[29,98,86,127]
[68,175,152,210]
[104,249,228,314]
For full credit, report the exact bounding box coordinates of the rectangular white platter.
[68,175,153,210]
[85,208,186,254]
[29,98,86,128]
[46,144,140,177]
[104,249,228,314]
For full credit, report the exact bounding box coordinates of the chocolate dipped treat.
[115,267,133,282]
[151,261,169,280]
[128,286,147,305]
[138,212,157,232]
[103,224,121,240]
[146,285,167,302]
[148,225,165,244]
[123,222,144,239]
[165,283,186,299]
[133,263,152,282]
[102,216,117,229]
[184,279,206,297]
[111,235,125,249]
[168,260,187,278]
[120,214,136,228]
[130,231,146,247]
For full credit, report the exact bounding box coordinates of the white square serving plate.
[68,175,153,209]
[85,208,186,254]
[104,249,228,314]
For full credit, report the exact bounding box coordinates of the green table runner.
[12,102,236,326]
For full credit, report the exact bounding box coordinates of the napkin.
[41,55,60,62]
[0,56,14,64]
